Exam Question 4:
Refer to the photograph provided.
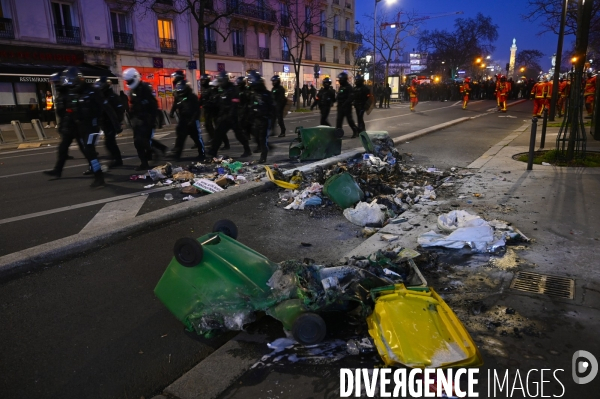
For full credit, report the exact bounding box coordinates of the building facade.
[0,0,194,123]
[191,0,361,93]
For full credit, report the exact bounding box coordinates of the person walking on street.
[44,90,56,128]
[353,75,371,133]
[248,71,275,164]
[335,72,359,138]
[170,80,206,161]
[271,75,287,137]
[530,76,548,117]
[301,84,308,107]
[461,77,471,110]
[308,84,316,106]
[408,79,419,112]
[89,77,123,170]
[584,71,596,119]
[383,83,391,108]
[310,77,336,126]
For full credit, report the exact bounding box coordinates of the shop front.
[0,45,117,124]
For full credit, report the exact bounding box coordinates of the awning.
[0,63,118,84]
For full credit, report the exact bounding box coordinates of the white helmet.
[123,68,141,90]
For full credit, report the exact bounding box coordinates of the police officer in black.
[310,77,336,126]
[335,72,359,138]
[234,76,253,142]
[124,67,166,170]
[270,75,287,137]
[169,70,185,117]
[44,67,106,187]
[199,74,228,148]
[208,71,252,158]
[93,77,123,168]
[353,75,371,134]
[170,80,206,161]
[248,71,274,164]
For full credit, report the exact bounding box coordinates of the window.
[52,2,80,44]
[158,19,173,40]
[305,41,311,58]
[14,83,37,106]
[232,29,244,56]
[320,11,325,27]
[282,37,289,52]
[320,44,325,61]
[52,2,74,28]
[345,18,350,32]
[333,16,339,31]
[258,32,267,48]
[205,27,216,53]
[0,82,15,106]
[0,0,14,39]
[334,46,338,59]
[1,0,11,18]
[111,12,129,34]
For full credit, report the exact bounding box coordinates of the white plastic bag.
[343,201,386,226]
[437,210,487,233]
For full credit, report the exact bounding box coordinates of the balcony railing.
[205,40,217,54]
[54,24,81,45]
[113,31,134,50]
[333,57,339,64]
[282,50,291,61]
[333,29,342,40]
[259,47,270,59]
[233,43,245,56]
[305,54,312,61]
[160,38,178,54]
[333,30,363,43]
[320,55,326,62]
[226,0,277,23]
[281,14,290,27]
[319,26,327,37]
[0,18,15,40]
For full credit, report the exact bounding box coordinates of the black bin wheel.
[174,237,204,267]
[292,313,327,345]
[334,128,345,139]
[212,219,239,239]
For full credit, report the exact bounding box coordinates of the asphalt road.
[0,99,523,257]
[0,100,534,399]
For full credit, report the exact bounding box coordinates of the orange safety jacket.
[45,95,54,111]
[559,81,568,97]
[408,85,418,98]
[531,82,547,98]
[461,82,470,94]
[584,76,597,97]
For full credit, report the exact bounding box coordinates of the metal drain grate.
[510,272,575,299]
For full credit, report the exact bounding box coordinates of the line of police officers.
[43,68,372,189]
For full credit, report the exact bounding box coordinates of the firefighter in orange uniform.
[408,79,418,112]
[544,74,553,111]
[530,76,548,117]
[461,77,471,109]
[557,77,568,117]
[494,75,502,110]
[497,75,509,112]
[584,71,596,118]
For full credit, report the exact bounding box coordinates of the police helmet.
[93,76,110,92]
[175,80,192,94]
[200,74,211,84]
[322,77,332,86]
[216,70,229,87]
[235,76,246,87]
[248,71,263,87]
[355,75,365,85]
[50,72,63,86]
[271,75,281,85]
[337,72,348,83]
[171,70,185,85]
[123,68,141,90]
[62,66,83,88]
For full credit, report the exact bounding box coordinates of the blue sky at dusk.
[355,0,574,72]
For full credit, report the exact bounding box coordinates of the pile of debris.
[129,158,266,200]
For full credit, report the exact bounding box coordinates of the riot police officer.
[45,67,106,187]
[270,75,287,137]
[199,74,228,148]
[208,71,252,158]
[234,76,253,142]
[310,77,336,126]
[169,70,185,118]
[248,71,274,164]
[353,75,371,134]
[335,72,358,138]
[123,67,166,170]
[92,77,123,168]
[171,80,206,161]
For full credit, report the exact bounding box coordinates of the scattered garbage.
[323,172,364,209]
[164,193,173,201]
[343,201,386,227]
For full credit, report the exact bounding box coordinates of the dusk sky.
[355,0,575,72]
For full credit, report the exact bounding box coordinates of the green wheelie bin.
[289,125,344,161]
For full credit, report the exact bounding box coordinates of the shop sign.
[187,60,197,70]
[283,65,290,73]
[3,75,117,84]
[158,85,166,98]
[165,84,173,97]
[0,45,84,66]
[147,74,155,80]
[217,63,225,72]
[153,57,164,68]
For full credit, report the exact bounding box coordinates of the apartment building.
[0,0,194,123]
[191,0,361,92]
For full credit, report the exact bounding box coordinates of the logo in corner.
[572,350,598,384]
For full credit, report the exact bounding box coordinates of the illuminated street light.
[476,58,482,63]
[520,67,525,72]
[572,56,578,63]
[486,55,491,59]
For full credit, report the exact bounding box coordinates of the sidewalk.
[154,124,600,398]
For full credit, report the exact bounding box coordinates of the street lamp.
[374,0,396,85]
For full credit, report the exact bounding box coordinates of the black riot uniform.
[234,76,252,142]
[271,75,287,137]
[129,81,160,169]
[171,81,206,161]
[94,77,123,167]
[199,75,227,148]
[248,71,274,163]
[310,77,336,126]
[208,71,252,158]
[335,72,359,137]
[353,75,371,134]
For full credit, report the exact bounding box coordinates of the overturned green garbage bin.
[323,172,364,209]
[289,125,343,161]
[359,131,393,154]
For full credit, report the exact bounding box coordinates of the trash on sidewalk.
[323,172,365,209]
[192,178,223,194]
[265,165,300,189]
[343,201,386,227]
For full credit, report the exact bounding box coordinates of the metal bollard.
[11,120,26,142]
[527,117,538,170]
[540,108,548,149]
[31,119,48,140]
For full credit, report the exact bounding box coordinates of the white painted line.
[0,185,173,225]
[80,196,148,233]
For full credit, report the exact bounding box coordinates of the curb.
[0,116,474,279]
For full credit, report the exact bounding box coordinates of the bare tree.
[418,13,498,79]
[275,0,337,110]
[515,49,545,77]
[128,0,241,75]
[351,45,370,77]
[358,8,419,85]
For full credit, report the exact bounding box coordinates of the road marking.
[0,185,173,226]
[80,196,148,233]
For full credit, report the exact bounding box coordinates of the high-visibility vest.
[45,95,54,110]
[584,76,596,97]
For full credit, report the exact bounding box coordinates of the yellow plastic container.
[367,284,483,369]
